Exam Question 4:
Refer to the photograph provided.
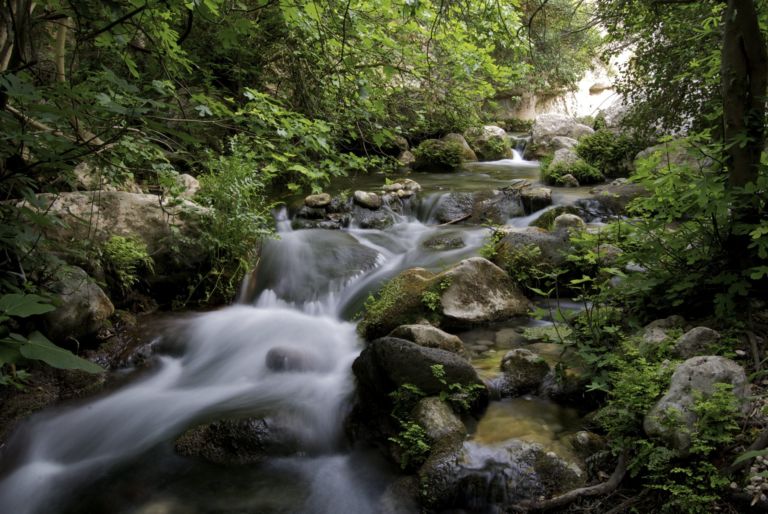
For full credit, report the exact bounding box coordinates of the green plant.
[420,278,451,312]
[388,382,430,469]
[102,236,154,292]
[542,158,604,186]
[576,129,644,178]
[413,140,464,170]
[431,364,485,412]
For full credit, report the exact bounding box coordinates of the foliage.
[430,364,485,412]
[102,236,154,293]
[542,158,604,186]
[413,140,464,171]
[388,382,430,470]
[421,279,450,312]
[576,129,645,178]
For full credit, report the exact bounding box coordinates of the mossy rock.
[530,205,583,230]
[542,158,604,186]
[413,139,464,171]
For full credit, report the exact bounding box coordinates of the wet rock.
[550,136,578,150]
[520,187,552,214]
[560,173,580,187]
[540,366,590,404]
[644,356,748,453]
[498,348,550,396]
[412,397,466,442]
[439,257,531,326]
[389,324,466,355]
[494,227,571,267]
[43,266,114,344]
[470,189,525,224]
[353,190,382,209]
[402,179,422,192]
[568,430,607,460]
[494,327,526,348]
[422,232,465,251]
[589,179,648,215]
[434,192,474,224]
[304,193,332,208]
[265,346,320,372]
[353,337,485,399]
[552,213,586,233]
[530,205,583,230]
[352,205,395,229]
[398,150,416,168]
[442,133,478,161]
[528,114,594,159]
[295,205,327,220]
[378,477,421,514]
[174,417,298,465]
[673,327,721,359]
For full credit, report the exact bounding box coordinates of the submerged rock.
[520,187,552,214]
[498,348,550,397]
[422,232,465,251]
[644,356,748,453]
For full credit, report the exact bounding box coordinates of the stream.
[0,153,594,514]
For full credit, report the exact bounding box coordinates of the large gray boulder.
[442,133,478,161]
[388,324,466,356]
[352,337,484,398]
[493,227,571,267]
[520,187,552,214]
[528,114,594,159]
[439,257,531,326]
[644,356,748,453]
[588,178,649,215]
[674,327,721,359]
[465,125,513,161]
[434,192,474,224]
[43,266,114,343]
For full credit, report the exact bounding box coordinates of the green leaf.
[0,340,22,365]
[19,332,104,373]
[0,294,56,318]
[732,448,768,466]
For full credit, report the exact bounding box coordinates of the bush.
[413,139,464,170]
[102,236,154,292]
[542,158,604,186]
[576,129,642,178]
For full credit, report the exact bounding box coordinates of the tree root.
[519,451,628,512]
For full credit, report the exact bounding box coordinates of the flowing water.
[0,157,594,514]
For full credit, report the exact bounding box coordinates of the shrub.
[102,236,154,292]
[413,139,464,170]
[576,129,642,178]
[542,158,604,186]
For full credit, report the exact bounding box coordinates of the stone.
[589,81,612,94]
[434,192,474,224]
[589,179,648,215]
[439,257,531,326]
[304,193,332,208]
[552,213,586,233]
[412,397,466,442]
[470,189,525,224]
[494,227,571,267]
[465,125,513,161]
[559,173,580,187]
[422,232,465,251]
[176,174,200,199]
[402,179,422,192]
[550,148,579,167]
[529,114,595,159]
[352,337,485,398]
[398,150,416,168]
[389,324,466,355]
[353,190,382,209]
[530,205,584,230]
[674,327,721,359]
[43,266,114,343]
[72,162,142,193]
[498,348,550,396]
[442,133,478,161]
[494,328,526,348]
[520,187,552,214]
[550,136,579,151]
[644,356,748,453]
[568,431,607,459]
[642,315,686,345]
[352,205,394,229]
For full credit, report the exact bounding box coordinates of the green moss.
[413,139,464,170]
[542,158,604,186]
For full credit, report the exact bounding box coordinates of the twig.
[436,213,471,226]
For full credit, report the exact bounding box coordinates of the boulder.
[498,348,550,397]
[352,337,485,399]
[398,150,416,168]
[442,133,478,161]
[550,136,578,151]
[389,324,466,355]
[644,356,748,453]
[520,187,552,214]
[353,190,382,209]
[422,232,465,251]
[265,346,321,372]
[559,173,580,187]
[412,397,466,443]
[528,114,594,159]
[72,162,142,193]
[552,213,586,233]
[434,192,474,224]
[642,315,686,345]
[465,125,513,161]
[174,417,298,465]
[413,139,464,170]
[470,189,525,224]
[494,227,571,267]
[439,257,531,326]
[673,327,721,359]
[530,205,583,230]
[176,174,200,199]
[589,179,648,215]
[352,205,395,229]
[550,148,580,167]
[43,266,114,344]
[304,193,332,208]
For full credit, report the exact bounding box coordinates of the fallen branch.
[520,451,628,512]
[437,213,471,226]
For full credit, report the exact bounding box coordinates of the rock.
[494,227,571,267]
[597,243,623,265]
[528,114,595,159]
[552,213,586,233]
[398,150,416,167]
[560,173,580,187]
[401,179,422,192]
[642,315,686,345]
[569,431,607,459]
[413,139,464,170]
[412,397,466,443]
[674,327,721,359]
[442,133,478,161]
[551,148,580,167]
[470,189,525,224]
[589,179,648,215]
[530,205,583,230]
[520,187,552,214]
[465,125,513,161]
[393,135,410,152]
[43,266,114,343]
[389,324,466,355]
[589,81,612,94]
[434,192,474,224]
[498,348,550,396]
[494,327,526,348]
[352,205,394,229]
[635,141,712,173]
[422,232,465,251]
[644,356,748,453]
[352,337,485,399]
[176,174,200,199]
[353,190,382,209]
[265,346,321,372]
[174,417,298,465]
[72,162,142,193]
[550,136,578,151]
[439,257,531,326]
[378,477,421,514]
[304,193,332,208]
